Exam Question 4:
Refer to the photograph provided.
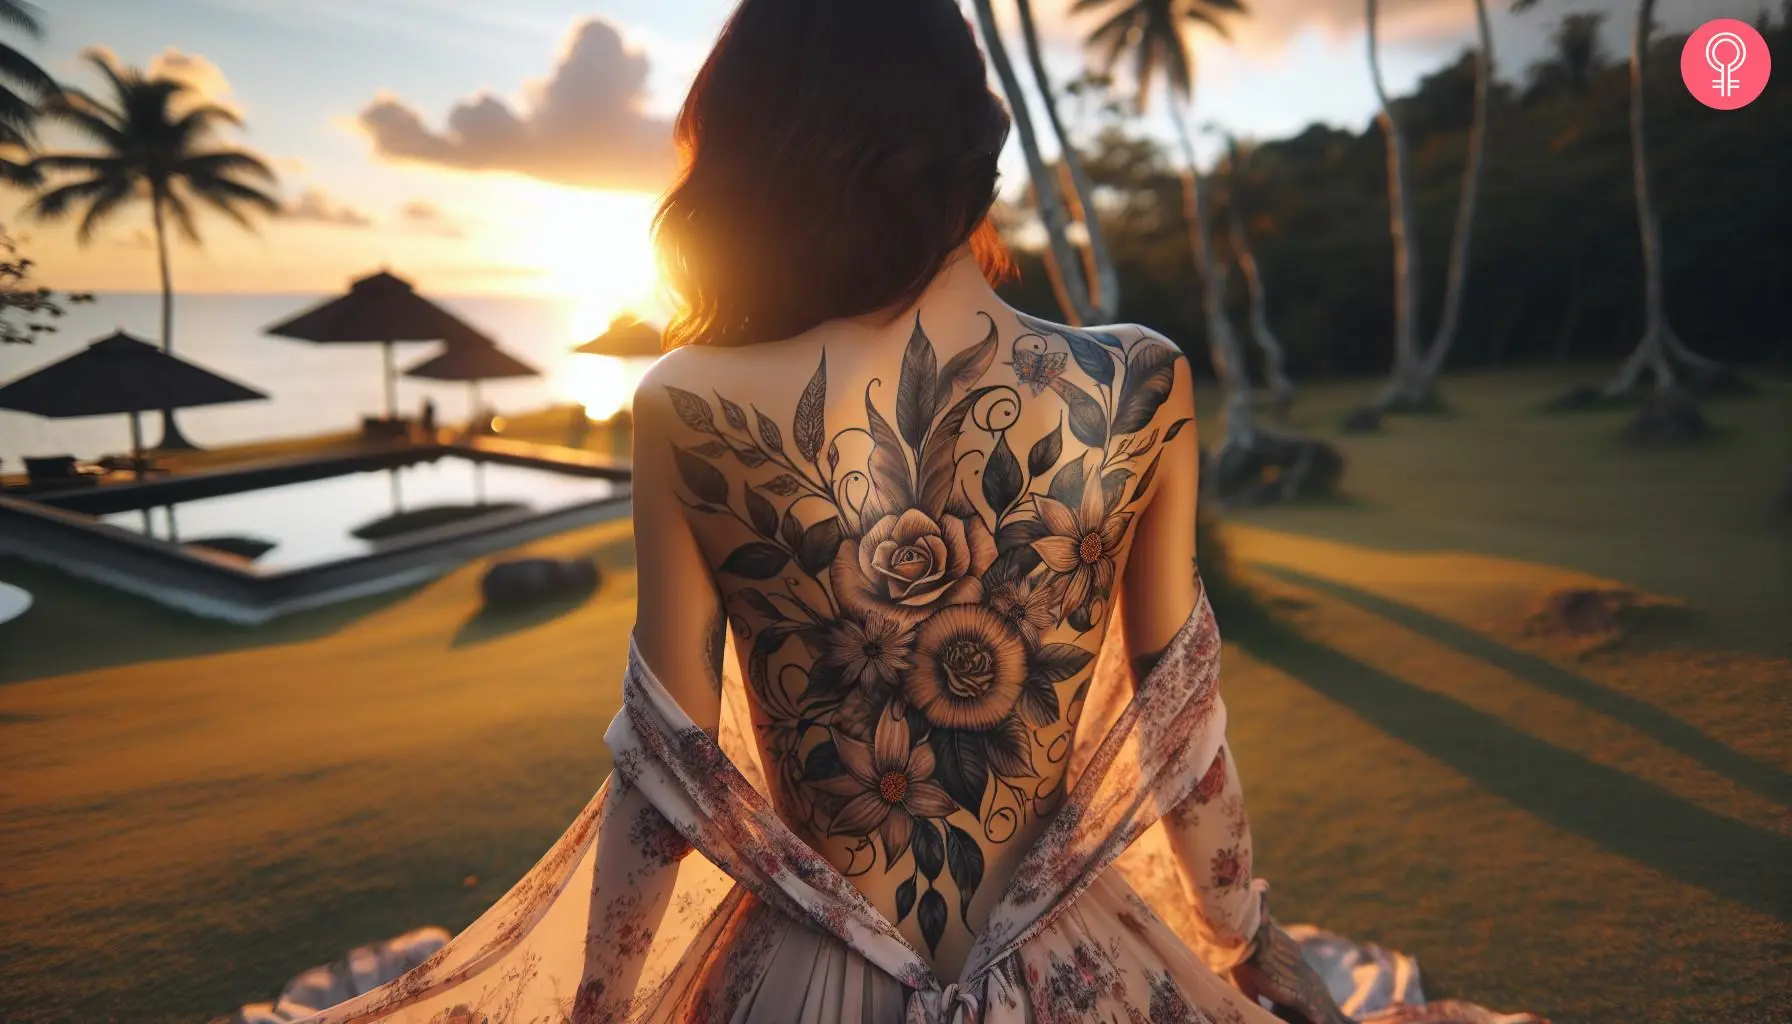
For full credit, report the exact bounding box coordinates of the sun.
[504,184,671,421]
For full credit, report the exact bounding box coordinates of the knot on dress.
[910,980,982,1024]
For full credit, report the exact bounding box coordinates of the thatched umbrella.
[0,330,267,474]
[403,336,541,417]
[266,270,489,420]
[574,315,663,359]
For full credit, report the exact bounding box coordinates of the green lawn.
[0,370,1786,1023]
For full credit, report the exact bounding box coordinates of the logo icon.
[1682,19,1770,110]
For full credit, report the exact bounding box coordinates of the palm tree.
[1012,0,1121,322]
[1604,0,1722,395]
[1551,12,1609,95]
[968,0,1104,326]
[1074,0,1257,454]
[1515,0,1725,397]
[1220,132,1293,420]
[1364,0,1424,412]
[28,50,279,448]
[0,0,57,186]
[1407,0,1495,407]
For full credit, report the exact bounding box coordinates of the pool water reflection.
[101,455,620,572]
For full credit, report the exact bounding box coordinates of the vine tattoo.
[663,312,1189,956]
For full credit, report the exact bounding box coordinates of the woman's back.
[632,261,1195,978]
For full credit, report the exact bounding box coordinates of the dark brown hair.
[654,0,1015,348]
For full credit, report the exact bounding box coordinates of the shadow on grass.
[1255,566,1792,807]
[1224,603,1792,920]
[0,557,426,686]
[452,588,598,649]
[449,532,638,650]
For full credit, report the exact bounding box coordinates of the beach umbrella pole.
[383,339,398,421]
[128,410,144,479]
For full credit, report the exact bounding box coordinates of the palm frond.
[0,0,43,38]
[74,177,136,244]
[184,172,281,223]
[178,148,276,185]
[162,189,201,245]
[0,153,39,187]
[37,89,128,148]
[173,103,244,134]
[1180,7,1233,40]
[80,48,141,106]
[0,82,35,134]
[1084,6,1141,69]
[28,176,112,224]
[1164,33,1195,101]
[0,41,54,99]
[30,153,130,176]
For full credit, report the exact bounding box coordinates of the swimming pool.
[99,454,620,572]
[0,442,631,622]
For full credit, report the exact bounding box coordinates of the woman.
[299,3,1538,1022]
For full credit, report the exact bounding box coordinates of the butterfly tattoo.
[1008,335,1069,397]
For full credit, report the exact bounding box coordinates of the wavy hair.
[653,0,1015,348]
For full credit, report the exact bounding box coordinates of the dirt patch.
[1523,586,1696,654]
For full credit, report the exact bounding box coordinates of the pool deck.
[0,436,633,625]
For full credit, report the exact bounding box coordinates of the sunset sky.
[8,0,1769,320]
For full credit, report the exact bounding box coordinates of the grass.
[1206,366,1792,657]
[0,369,1787,1023]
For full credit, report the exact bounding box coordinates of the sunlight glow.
[508,186,663,316]
[502,183,670,423]
[562,354,650,422]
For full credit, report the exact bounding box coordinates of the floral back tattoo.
[662,311,1190,957]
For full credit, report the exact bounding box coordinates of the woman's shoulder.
[632,345,747,430]
[1012,314,1187,360]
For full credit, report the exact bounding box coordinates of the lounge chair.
[23,455,106,488]
[96,453,168,476]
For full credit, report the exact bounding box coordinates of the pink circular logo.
[1682,19,1770,110]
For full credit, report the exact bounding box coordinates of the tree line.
[982,0,1788,457]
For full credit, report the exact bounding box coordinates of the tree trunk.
[150,186,196,450]
[1604,0,1728,396]
[1224,135,1294,421]
[1418,0,1493,392]
[969,0,1098,325]
[1013,0,1120,322]
[1169,93,1254,453]
[1367,0,1425,410]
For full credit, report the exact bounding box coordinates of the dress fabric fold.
[293,587,1540,1024]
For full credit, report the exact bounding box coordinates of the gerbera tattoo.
[662,311,1189,956]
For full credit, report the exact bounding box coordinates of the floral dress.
[293,588,1540,1024]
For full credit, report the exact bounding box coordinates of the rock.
[1206,432,1346,507]
[480,557,602,608]
[1339,407,1382,434]
[1532,588,1626,637]
[1621,387,1710,445]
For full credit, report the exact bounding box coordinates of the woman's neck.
[819,246,1005,346]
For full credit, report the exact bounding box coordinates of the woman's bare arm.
[1117,331,1351,1024]
[631,364,728,733]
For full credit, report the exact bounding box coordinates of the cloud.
[284,188,375,228]
[355,17,674,191]
[115,229,155,251]
[145,48,241,113]
[398,200,465,238]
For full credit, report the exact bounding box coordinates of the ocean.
[0,292,657,466]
